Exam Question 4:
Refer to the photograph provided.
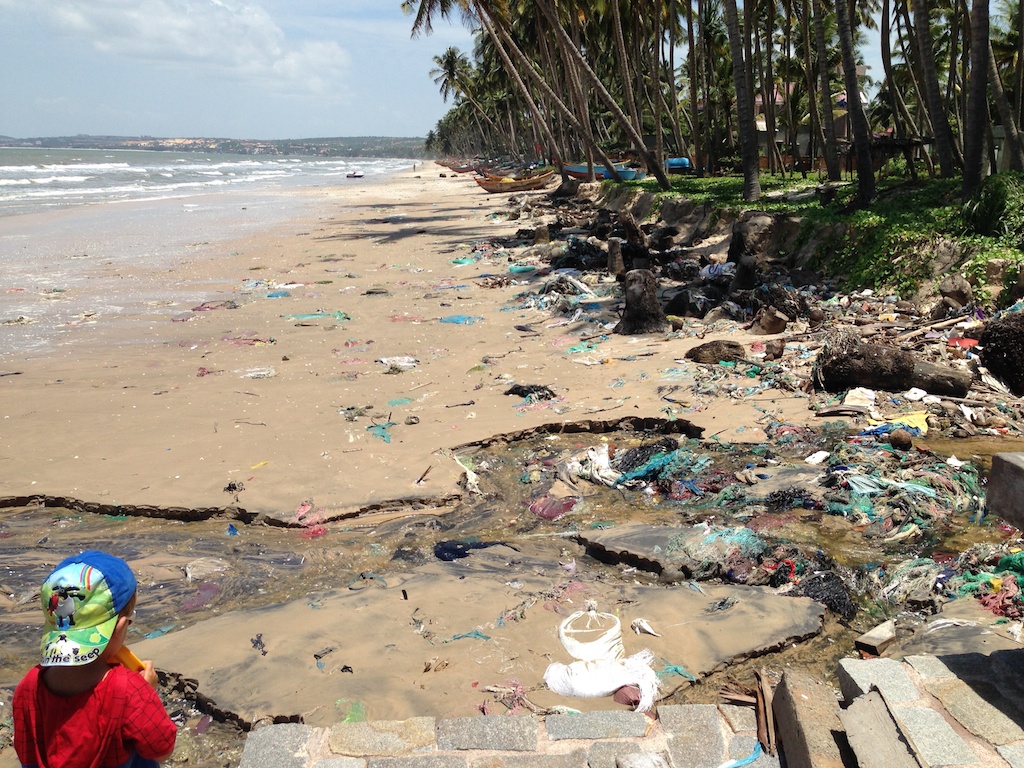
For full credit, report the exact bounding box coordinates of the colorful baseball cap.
[40,551,137,667]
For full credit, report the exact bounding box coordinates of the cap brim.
[40,614,119,667]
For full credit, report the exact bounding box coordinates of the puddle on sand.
[0,427,1016,763]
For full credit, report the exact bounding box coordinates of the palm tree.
[430,47,505,147]
[724,0,764,199]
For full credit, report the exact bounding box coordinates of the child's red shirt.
[13,664,177,768]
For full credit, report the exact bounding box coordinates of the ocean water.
[0,147,410,215]
[0,148,413,359]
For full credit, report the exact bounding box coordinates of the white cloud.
[42,0,351,95]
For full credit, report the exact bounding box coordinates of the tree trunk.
[485,8,621,183]
[835,0,876,204]
[812,0,843,179]
[911,0,963,176]
[724,0,763,199]
[962,0,989,196]
[536,0,673,189]
[612,0,643,131]
[687,0,705,174]
[989,41,1024,171]
[802,0,827,174]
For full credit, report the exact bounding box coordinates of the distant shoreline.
[0,134,430,158]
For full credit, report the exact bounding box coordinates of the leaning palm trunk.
[536,0,673,190]
[483,8,623,181]
[470,8,566,172]
[834,0,876,204]
[988,41,1024,171]
[724,0,763,200]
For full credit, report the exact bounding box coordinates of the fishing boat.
[666,156,694,173]
[475,170,556,193]
[562,162,643,181]
[478,166,553,182]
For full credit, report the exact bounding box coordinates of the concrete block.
[367,757,466,768]
[544,711,649,740]
[838,690,918,768]
[239,723,314,768]
[892,706,978,766]
[718,704,757,734]
[997,744,1024,768]
[854,620,896,656]
[924,678,1024,746]
[904,655,956,682]
[615,753,671,768]
[837,658,920,705]
[987,453,1024,528]
[329,718,436,757]
[771,669,845,768]
[660,704,727,766]
[463,750,586,767]
[587,742,664,768]
[436,715,538,752]
[728,734,780,767]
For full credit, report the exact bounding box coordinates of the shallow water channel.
[1,426,1018,765]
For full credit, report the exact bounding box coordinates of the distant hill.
[0,135,429,158]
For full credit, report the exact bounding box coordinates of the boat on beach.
[666,156,694,173]
[562,162,645,181]
[475,170,556,193]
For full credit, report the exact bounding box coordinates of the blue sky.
[0,0,887,141]
[0,0,475,139]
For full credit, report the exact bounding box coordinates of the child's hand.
[141,660,159,689]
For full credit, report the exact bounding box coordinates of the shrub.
[962,171,1024,244]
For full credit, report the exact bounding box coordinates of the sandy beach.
[0,163,808,521]
[6,162,1019,767]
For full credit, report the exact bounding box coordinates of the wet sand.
[0,162,810,522]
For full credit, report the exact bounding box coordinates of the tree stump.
[981,312,1024,395]
[607,237,626,277]
[614,269,670,335]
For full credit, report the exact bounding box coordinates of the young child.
[13,551,178,768]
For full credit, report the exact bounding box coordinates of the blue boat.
[563,162,640,181]
[666,157,693,173]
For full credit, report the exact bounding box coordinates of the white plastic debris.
[630,618,663,637]
[804,450,830,465]
[376,356,419,370]
[946,455,965,468]
[844,387,876,408]
[564,444,621,487]
[904,387,928,401]
[239,366,276,379]
[543,608,660,712]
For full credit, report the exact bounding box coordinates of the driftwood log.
[614,269,670,335]
[814,333,973,397]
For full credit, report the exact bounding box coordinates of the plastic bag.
[544,650,659,711]
[543,608,660,712]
